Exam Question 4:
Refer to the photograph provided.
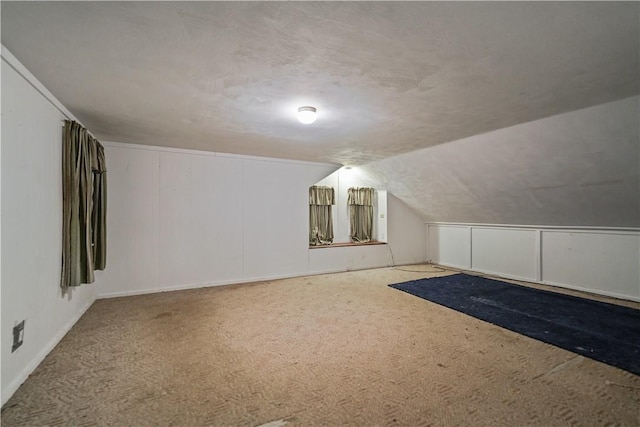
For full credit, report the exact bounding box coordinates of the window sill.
[309,241,387,249]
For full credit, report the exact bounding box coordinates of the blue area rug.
[389,273,640,375]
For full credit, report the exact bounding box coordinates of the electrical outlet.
[12,320,25,352]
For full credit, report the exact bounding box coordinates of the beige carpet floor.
[2,266,639,426]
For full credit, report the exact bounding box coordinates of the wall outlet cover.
[12,320,25,352]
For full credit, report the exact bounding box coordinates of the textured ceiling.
[2,1,638,166]
[359,96,640,227]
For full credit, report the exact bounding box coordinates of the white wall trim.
[427,221,639,233]
[534,229,542,282]
[1,297,96,406]
[102,141,341,169]
[462,268,543,288]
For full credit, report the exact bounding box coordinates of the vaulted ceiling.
[2,2,639,226]
[2,2,638,166]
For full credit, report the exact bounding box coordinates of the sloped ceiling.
[2,1,638,166]
[359,97,639,227]
[2,2,639,227]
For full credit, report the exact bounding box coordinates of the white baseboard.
[1,297,96,406]
[463,267,536,285]
[97,263,407,299]
[540,279,640,303]
[97,272,315,299]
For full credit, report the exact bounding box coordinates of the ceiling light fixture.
[297,106,317,124]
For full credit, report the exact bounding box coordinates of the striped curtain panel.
[309,186,335,245]
[61,120,107,287]
[348,187,375,243]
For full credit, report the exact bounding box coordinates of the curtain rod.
[60,119,99,141]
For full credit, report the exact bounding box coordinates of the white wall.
[1,49,97,404]
[541,230,640,300]
[427,223,640,301]
[426,225,471,270]
[98,148,428,298]
[308,245,392,275]
[96,143,339,297]
[471,227,538,281]
[386,193,426,266]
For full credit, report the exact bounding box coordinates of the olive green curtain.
[309,186,335,246]
[61,120,107,288]
[348,187,374,243]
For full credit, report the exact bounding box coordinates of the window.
[348,187,374,243]
[309,186,335,245]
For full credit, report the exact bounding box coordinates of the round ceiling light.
[297,106,317,124]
